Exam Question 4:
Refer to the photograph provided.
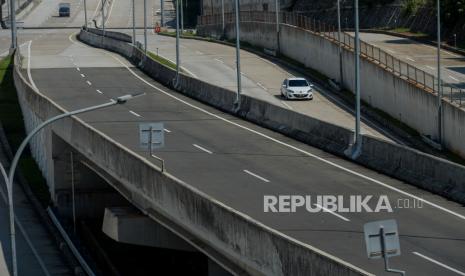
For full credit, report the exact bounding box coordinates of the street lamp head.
[115,92,145,104]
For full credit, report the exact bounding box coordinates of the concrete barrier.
[197,21,465,161]
[86,28,132,43]
[78,28,465,207]
[12,30,374,276]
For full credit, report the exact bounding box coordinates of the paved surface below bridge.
[19,26,465,276]
[0,120,72,276]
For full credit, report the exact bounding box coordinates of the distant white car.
[281,77,313,100]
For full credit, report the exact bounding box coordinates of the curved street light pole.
[175,0,180,85]
[9,0,17,49]
[436,0,442,145]
[354,0,361,158]
[337,0,343,86]
[84,0,88,27]
[234,0,241,108]
[1,94,139,276]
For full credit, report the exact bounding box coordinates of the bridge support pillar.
[102,206,196,252]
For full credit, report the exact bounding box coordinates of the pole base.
[344,142,362,160]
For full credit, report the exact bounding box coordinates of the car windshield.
[288,80,309,87]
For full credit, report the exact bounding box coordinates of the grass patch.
[388,27,428,38]
[146,51,177,70]
[390,27,411,33]
[0,55,50,206]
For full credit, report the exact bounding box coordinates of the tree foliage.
[402,0,465,27]
[439,0,465,27]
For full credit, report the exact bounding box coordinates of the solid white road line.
[257,82,268,91]
[0,42,28,57]
[193,144,213,154]
[27,41,39,91]
[80,73,85,78]
[406,57,415,62]
[158,53,198,78]
[243,170,270,183]
[281,101,293,110]
[214,58,224,63]
[449,76,460,82]
[422,43,461,58]
[164,128,172,133]
[76,67,80,71]
[129,110,142,117]
[91,0,102,18]
[0,49,9,56]
[314,204,350,222]
[71,32,465,222]
[104,0,117,26]
[96,89,103,94]
[413,252,465,276]
[86,80,92,86]
[386,49,396,54]
[426,65,435,70]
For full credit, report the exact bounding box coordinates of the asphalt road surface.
[132,31,395,141]
[19,29,465,276]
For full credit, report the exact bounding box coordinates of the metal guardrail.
[198,11,465,107]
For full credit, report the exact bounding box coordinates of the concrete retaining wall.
[12,31,374,276]
[79,28,465,206]
[202,0,294,15]
[197,21,465,160]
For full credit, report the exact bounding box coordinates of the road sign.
[364,219,405,275]
[139,123,164,150]
[364,219,401,259]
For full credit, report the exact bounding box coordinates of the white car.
[280,77,314,100]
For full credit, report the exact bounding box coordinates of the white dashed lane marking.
[129,110,142,117]
[243,170,270,183]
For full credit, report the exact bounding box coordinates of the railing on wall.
[198,11,465,107]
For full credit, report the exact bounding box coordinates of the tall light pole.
[337,0,344,86]
[132,0,136,45]
[10,0,17,49]
[180,0,184,33]
[221,0,225,37]
[0,94,140,276]
[234,0,241,107]
[436,0,443,144]
[144,0,147,53]
[175,0,180,84]
[351,0,361,158]
[275,0,280,53]
[83,0,88,28]
[101,0,105,33]
[161,0,165,27]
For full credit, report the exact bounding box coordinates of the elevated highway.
[1,0,465,275]
[14,27,465,275]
